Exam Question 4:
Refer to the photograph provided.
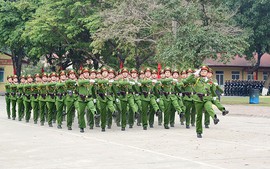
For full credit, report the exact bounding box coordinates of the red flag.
[13,66,16,75]
[41,67,44,73]
[120,61,124,69]
[157,63,161,79]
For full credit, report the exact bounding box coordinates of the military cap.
[89,69,96,74]
[7,75,12,80]
[50,72,57,77]
[144,67,151,73]
[164,67,171,72]
[108,68,115,74]
[42,72,48,77]
[101,67,108,73]
[181,70,187,75]
[187,68,194,73]
[82,67,89,73]
[68,69,76,75]
[59,70,66,76]
[130,68,138,73]
[121,67,129,73]
[200,65,209,71]
[20,75,26,79]
[172,69,179,74]
[160,69,164,74]
[139,70,144,75]
[152,69,158,74]
[35,73,41,78]
[26,74,32,79]
[96,69,101,74]
[13,75,18,79]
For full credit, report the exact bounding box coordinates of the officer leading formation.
[4,65,229,138]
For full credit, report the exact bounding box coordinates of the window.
[263,72,268,81]
[215,71,224,85]
[0,68,4,82]
[247,72,254,80]
[232,71,240,80]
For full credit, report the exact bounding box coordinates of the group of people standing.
[5,65,228,138]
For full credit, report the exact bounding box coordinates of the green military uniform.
[77,79,97,132]
[65,77,77,130]
[139,78,160,130]
[96,78,116,132]
[23,83,32,122]
[45,82,56,127]
[10,83,18,120]
[31,83,40,124]
[39,82,47,125]
[152,78,165,126]
[160,77,182,129]
[183,66,219,138]
[17,83,25,121]
[55,81,66,129]
[5,80,11,119]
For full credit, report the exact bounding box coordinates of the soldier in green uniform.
[130,68,142,126]
[139,68,161,130]
[45,73,57,127]
[77,68,98,132]
[31,74,42,124]
[56,70,67,129]
[204,68,229,128]
[17,75,26,121]
[39,73,48,126]
[65,70,77,130]
[5,75,13,119]
[24,75,33,123]
[160,67,183,129]
[171,69,186,127]
[88,69,99,129]
[183,66,220,138]
[151,70,165,126]
[96,67,116,132]
[10,75,18,120]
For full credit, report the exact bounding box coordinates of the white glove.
[109,79,114,83]
[193,69,201,76]
[173,79,178,82]
[213,97,217,101]
[156,98,160,103]
[214,82,218,86]
[93,99,96,103]
[90,79,95,83]
[152,79,157,83]
[129,81,135,85]
[116,98,119,103]
[137,82,141,86]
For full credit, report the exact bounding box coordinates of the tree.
[227,0,270,93]
[0,0,38,77]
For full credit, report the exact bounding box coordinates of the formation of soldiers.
[224,80,265,96]
[5,65,229,138]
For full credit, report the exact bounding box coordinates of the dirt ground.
[0,96,270,169]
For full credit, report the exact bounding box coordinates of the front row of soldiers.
[5,65,229,138]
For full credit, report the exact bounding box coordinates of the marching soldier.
[183,66,220,138]
[45,72,57,127]
[56,70,67,129]
[5,75,13,119]
[39,73,48,126]
[31,73,41,124]
[10,75,18,120]
[24,75,33,123]
[17,75,26,121]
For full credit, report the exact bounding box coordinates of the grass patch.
[220,96,270,107]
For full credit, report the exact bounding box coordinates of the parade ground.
[0,96,270,169]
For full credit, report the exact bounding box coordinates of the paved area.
[0,96,270,169]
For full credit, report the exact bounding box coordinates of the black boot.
[180,121,184,125]
[222,110,229,116]
[205,124,209,128]
[158,122,162,126]
[129,125,133,128]
[8,116,11,119]
[214,115,219,125]
[80,128,84,133]
[164,125,170,129]
[12,117,15,120]
[26,120,29,123]
[57,125,62,129]
[143,126,147,130]
[101,128,105,132]
[197,133,202,138]
[89,126,93,130]
[121,127,125,131]
[186,125,190,129]
[68,126,72,130]
[137,123,141,126]
[170,124,174,127]
[191,123,195,127]
[149,124,154,128]
[49,123,53,127]
[107,125,111,129]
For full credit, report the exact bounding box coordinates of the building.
[0,53,13,93]
[204,53,270,86]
